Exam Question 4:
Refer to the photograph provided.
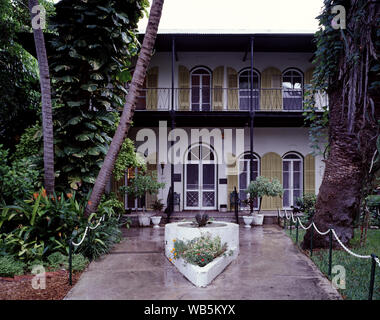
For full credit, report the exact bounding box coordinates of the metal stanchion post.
[368,254,377,300]
[328,229,333,277]
[68,239,73,286]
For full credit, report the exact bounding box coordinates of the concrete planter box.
[165,222,239,287]
[252,214,264,225]
[138,213,152,227]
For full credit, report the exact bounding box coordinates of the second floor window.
[239,69,260,111]
[191,67,211,111]
[282,69,303,110]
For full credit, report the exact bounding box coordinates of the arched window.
[239,69,260,110]
[191,67,211,111]
[282,153,303,208]
[282,69,303,110]
[239,153,260,209]
[185,144,216,209]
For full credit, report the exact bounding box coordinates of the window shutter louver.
[212,66,224,110]
[146,67,158,110]
[261,152,283,210]
[227,67,239,110]
[178,65,190,110]
[304,153,315,195]
[261,67,282,110]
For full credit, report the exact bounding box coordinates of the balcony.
[135,88,325,112]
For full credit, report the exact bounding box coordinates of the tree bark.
[28,0,55,194]
[85,0,164,216]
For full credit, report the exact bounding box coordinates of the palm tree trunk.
[85,0,164,216]
[28,0,55,194]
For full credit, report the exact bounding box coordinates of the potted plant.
[122,172,165,227]
[244,176,283,226]
[151,199,165,228]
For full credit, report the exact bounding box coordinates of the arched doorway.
[184,144,216,210]
[282,69,303,110]
[191,67,211,111]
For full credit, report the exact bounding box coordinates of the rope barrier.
[297,217,313,230]
[331,229,372,259]
[71,226,89,247]
[375,256,380,268]
[312,222,331,236]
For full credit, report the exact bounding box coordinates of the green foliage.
[286,228,380,300]
[77,215,122,261]
[70,253,89,271]
[122,172,165,205]
[46,251,66,269]
[0,145,40,204]
[151,199,165,212]
[113,138,146,181]
[172,234,230,267]
[246,176,283,213]
[0,256,26,277]
[49,0,148,192]
[100,192,125,216]
[12,123,43,162]
[46,251,89,271]
[295,193,317,223]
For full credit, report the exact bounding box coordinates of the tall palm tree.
[28,0,55,194]
[85,0,164,215]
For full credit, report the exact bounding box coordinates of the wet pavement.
[64,225,342,300]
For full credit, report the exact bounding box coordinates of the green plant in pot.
[245,176,283,226]
[151,199,165,228]
[122,173,165,227]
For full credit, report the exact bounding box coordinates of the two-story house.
[115,32,326,218]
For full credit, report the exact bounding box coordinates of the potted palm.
[123,172,165,227]
[244,176,283,226]
[151,199,165,228]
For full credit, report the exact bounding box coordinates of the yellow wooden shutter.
[145,152,158,211]
[261,152,283,210]
[227,67,239,110]
[226,153,238,209]
[146,67,158,110]
[304,153,315,195]
[178,65,190,110]
[261,67,282,111]
[212,66,224,110]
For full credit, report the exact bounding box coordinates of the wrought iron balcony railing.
[135,88,327,112]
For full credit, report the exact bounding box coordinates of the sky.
[137,0,325,33]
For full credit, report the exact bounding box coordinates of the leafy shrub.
[47,252,67,270]
[70,254,89,271]
[0,256,26,277]
[0,145,40,204]
[172,233,231,267]
[47,252,89,272]
[295,193,317,223]
[12,123,42,162]
[246,176,283,213]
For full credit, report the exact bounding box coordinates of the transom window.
[282,153,303,208]
[239,69,260,110]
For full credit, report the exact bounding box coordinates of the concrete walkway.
[65,225,341,300]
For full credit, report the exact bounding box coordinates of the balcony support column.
[249,36,255,213]
[170,37,176,217]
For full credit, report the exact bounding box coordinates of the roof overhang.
[138,33,316,53]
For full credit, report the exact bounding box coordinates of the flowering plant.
[170,233,232,267]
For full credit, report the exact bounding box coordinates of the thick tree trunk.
[85,0,164,216]
[28,0,55,194]
[302,91,363,249]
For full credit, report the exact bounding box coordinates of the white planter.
[242,216,254,228]
[138,214,151,227]
[165,222,239,287]
[219,206,227,212]
[252,214,264,225]
[151,216,162,228]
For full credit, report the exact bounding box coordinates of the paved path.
[65,225,341,300]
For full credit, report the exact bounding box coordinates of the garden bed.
[285,228,380,300]
[0,270,82,300]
